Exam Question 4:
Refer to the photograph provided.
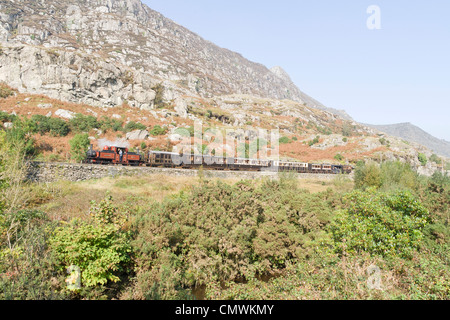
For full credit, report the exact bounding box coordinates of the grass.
[31,173,354,222]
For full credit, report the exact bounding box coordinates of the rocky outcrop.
[0,0,344,116]
[126,129,148,140]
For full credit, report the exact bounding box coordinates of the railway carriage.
[85,144,353,175]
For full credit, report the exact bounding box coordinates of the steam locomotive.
[85,145,353,174]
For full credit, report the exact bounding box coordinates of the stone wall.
[27,162,351,183]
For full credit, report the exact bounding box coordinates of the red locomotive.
[86,145,142,166]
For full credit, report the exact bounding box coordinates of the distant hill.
[366,123,450,158]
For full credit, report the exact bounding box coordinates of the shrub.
[355,161,419,192]
[279,136,291,144]
[69,113,100,133]
[308,136,320,146]
[0,83,14,99]
[329,188,430,258]
[379,161,419,192]
[149,125,168,136]
[354,161,382,190]
[100,117,124,133]
[130,179,338,299]
[32,115,70,137]
[49,195,132,288]
[0,111,15,123]
[4,118,36,156]
[124,121,147,132]
[0,209,67,300]
[334,153,344,161]
[69,133,90,162]
[152,83,166,109]
[429,154,442,165]
[418,153,428,166]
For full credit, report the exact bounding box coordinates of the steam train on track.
[85,145,353,175]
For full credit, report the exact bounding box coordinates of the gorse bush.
[329,188,429,258]
[69,113,100,133]
[124,121,147,132]
[31,115,70,137]
[131,178,339,299]
[279,136,291,144]
[149,125,168,136]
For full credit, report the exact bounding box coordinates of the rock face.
[126,129,148,140]
[0,0,342,115]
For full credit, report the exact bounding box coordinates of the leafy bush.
[334,153,344,161]
[69,113,100,133]
[32,115,70,137]
[49,195,132,288]
[279,136,291,144]
[354,161,419,192]
[4,118,36,156]
[429,154,442,165]
[418,153,428,166]
[100,117,123,133]
[354,161,382,190]
[379,161,419,192]
[69,133,90,162]
[308,136,320,146]
[329,188,429,258]
[124,121,147,132]
[149,125,168,136]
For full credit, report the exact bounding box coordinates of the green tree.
[354,162,382,190]
[152,83,166,109]
[69,133,90,163]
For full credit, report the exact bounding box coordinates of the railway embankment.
[27,162,352,183]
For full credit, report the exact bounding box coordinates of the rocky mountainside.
[0,0,345,116]
[366,123,450,158]
[0,0,447,176]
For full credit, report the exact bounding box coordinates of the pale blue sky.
[145,0,450,141]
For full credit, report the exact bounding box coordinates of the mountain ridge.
[365,122,450,158]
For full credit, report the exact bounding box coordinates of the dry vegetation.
[0,82,386,165]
